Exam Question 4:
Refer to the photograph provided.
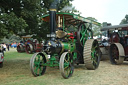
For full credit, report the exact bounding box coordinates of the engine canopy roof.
[101,24,128,31]
[42,12,101,26]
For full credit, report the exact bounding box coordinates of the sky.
[72,0,128,25]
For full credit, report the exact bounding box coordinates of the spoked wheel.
[109,43,124,65]
[26,44,33,54]
[30,52,47,77]
[17,45,21,52]
[77,23,89,47]
[17,44,24,52]
[83,39,100,70]
[59,52,74,79]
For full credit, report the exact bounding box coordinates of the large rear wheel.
[59,52,74,79]
[83,39,100,70]
[30,52,47,77]
[109,43,124,65]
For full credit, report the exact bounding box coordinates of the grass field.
[0,48,128,85]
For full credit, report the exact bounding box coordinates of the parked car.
[0,45,4,68]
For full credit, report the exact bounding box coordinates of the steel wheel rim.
[60,52,74,79]
[26,44,31,53]
[110,44,119,64]
[30,53,46,76]
[91,41,100,68]
[17,45,21,52]
[84,39,100,70]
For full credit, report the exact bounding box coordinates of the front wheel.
[17,45,22,52]
[59,52,74,79]
[17,44,25,52]
[30,52,47,77]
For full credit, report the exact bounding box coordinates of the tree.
[0,0,74,42]
[0,34,21,44]
[60,5,81,15]
[120,14,128,24]
[43,0,73,11]
[0,12,28,38]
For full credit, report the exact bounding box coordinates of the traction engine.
[101,23,128,64]
[30,0,101,79]
[17,36,43,54]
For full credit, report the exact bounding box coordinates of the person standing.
[3,44,7,51]
[6,44,9,51]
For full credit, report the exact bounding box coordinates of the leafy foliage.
[0,12,28,36]
[0,0,74,42]
[43,0,73,11]
[61,5,81,15]
[120,15,128,24]
[0,34,21,44]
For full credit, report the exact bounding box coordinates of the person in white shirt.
[3,44,7,51]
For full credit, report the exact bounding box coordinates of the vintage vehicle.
[17,36,31,53]
[30,0,101,79]
[0,44,4,68]
[17,36,43,54]
[101,23,128,64]
[25,39,43,54]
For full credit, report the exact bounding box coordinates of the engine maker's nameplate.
[47,34,56,38]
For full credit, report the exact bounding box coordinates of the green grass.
[0,48,97,85]
[1,48,126,85]
[4,49,33,60]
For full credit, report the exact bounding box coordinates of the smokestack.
[49,0,60,40]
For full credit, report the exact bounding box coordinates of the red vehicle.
[17,36,30,53]
[17,36,43,54]
[101,24,128,64]
[25,39,43,54]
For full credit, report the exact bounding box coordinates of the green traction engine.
[30,0,101,79]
